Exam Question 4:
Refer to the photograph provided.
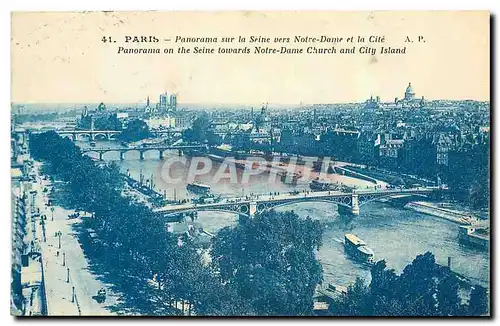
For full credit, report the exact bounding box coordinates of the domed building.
[97,102,107,112]
[395,82,425,108]
[404,82,416,101]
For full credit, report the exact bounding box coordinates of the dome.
[405,82,414,95]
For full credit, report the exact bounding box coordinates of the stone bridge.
[19,128,183,141]
[81,144,208,160]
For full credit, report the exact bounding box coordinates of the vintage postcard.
[10,11,490,316]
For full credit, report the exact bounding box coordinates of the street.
[29,162,119,316]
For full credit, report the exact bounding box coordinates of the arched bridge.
[19,128,184,141]
[22,129,122,141]
[81,144,208,160]
[153,187,446,218]
[59,130,120,141]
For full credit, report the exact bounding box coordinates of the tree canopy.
[119,119,150,142]
[210,210,324,316]
[329,252,489,316]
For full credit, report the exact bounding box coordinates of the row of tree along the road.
[28,131,489,316]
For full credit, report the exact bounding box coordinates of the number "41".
[101,36,114,43]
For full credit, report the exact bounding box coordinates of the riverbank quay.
[331,166,379,184]
[198,150,386,189]
[122,173,167,207]
[405,201,487,226]
[345,165,435,187]
[21,160,119,315]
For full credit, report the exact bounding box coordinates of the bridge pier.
[249,202,257,218]
[336,193,360,217]
[119,151,125,160]
[351,193,360,215]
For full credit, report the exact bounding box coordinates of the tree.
[396,252,438,316]
[448,141,490,209]
[206,130,223,146]
[183,114,212,144]
[332,278,372,316]
[94,113,122,131]
[328,251,481,317]
[468,285,489,316]
[230,132,252,152]
[120,119,150,142]
[436,274,461,316]
[369,260,403,316]
[210,210,324,316]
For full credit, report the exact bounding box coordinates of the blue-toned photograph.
[10,11,490,317]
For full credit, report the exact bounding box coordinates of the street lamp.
[56,231,62,249]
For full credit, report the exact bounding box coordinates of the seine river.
[80,141,489,288]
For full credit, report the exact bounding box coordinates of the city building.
[254,105,272,134]
[363,96,381,112]
[367,82,426,111]
[144,96,153,113]
[394,82,426,109]
[357,132,380,165]
[169,94,177,111]
[379,138,405,169]
[11,188,26,315]
[159,91,169,112]
[146,116,177,129]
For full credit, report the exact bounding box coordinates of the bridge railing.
[153,186,441,213]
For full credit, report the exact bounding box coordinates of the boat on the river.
[458,225,489,250]
[405,201,480,225]
[187,182,211,194]
[344,234,374,264]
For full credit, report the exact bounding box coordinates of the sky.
[11,11,490,105]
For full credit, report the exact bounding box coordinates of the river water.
[79,141,490,288]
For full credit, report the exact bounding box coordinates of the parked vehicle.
[68,212,80,219]
[94,288,106,303]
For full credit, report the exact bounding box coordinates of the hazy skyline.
[11,11,489,104]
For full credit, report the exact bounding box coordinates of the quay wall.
[333,166,378,184]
